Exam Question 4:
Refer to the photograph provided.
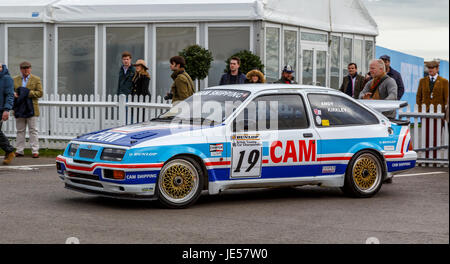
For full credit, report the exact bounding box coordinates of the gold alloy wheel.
[352,154,382,193]
[158,159,199,204]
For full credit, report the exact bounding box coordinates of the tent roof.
[0,0,378,36]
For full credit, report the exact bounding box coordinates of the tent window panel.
[58,27,95,95]
[330,35,341,89]
[7,27,44,85]
[301,32,327,43]
[208,27,250,87]
[316,50,327,87]
[266,27,280,82]
[342,37,353,77]
[354,39,363,75]
[302,50,313,85]
[106,27,145,95]
[156,27,196,99]
[284,30,297,79]
[365,40,374,73]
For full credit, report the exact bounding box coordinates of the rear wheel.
[156,156,204,209]
[341,151,384,198]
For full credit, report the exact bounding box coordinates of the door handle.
[303,133,313,138]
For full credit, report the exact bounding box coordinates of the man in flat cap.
[380,55,405,100]
[13,61,43,158]
[416,60,449,159]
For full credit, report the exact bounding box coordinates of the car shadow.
[58,186,346,210]
[196,186,346,206]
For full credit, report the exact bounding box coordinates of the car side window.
[234,94,309,131]
[307,93,379,127]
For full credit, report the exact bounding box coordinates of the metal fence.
[399,104,449,167]
[3,94,172,149]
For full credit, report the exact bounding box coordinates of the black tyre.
[156,156,204,209]
[341,150,384,198]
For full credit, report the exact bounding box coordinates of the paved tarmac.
[0,157,448,244]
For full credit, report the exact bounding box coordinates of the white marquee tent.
[1,0,378,35]
[0,0,378,98]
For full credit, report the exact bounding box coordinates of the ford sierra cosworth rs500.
[56,85,416,208]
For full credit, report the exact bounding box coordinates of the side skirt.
[208,175,345,195]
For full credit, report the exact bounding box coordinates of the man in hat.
[416,60,449,159]
[417,61,449,112]
[0,63,15,165]
[380,55,405,100]
[13,61,43,158]
[275,65,297,84]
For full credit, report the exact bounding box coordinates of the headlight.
[101,148,126,161]
[68,143,79,156]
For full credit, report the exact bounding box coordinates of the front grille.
[79,149,98,159]
[67,171,100,181]
[70,179,103,188]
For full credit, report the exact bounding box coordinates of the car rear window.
[307,93,379,127]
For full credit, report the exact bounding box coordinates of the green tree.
[179,44,213,90]
[225,50,264,75]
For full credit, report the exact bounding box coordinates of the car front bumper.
[57,155,159,201]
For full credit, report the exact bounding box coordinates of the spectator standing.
[339,63,365,99]
[131,59,150,97]
[362,71,372,88]
[359,59,398,118]
[275,65,297,84]
[166,56,195,104]
[13,61,43,158]
[130,59,151,123]
[416,60,449,159]
[416,61,449,112]
[117,51,136,95]
[380,55,405,100]
[219,57,247,85]
[246,70,266,84]
[0,64,15,165]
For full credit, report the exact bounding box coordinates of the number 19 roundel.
[231,135,263,178]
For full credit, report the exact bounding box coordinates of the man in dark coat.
[13,87,34,119]
[0,64,15,165]
[219,57,247,85]
[339,63,365,99]
[117,51,136,95]
[380,55,405,100]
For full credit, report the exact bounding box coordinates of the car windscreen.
[156,89,251,125]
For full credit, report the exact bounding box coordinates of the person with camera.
[165,56,195,104]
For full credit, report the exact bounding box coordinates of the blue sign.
[376,46,424,113]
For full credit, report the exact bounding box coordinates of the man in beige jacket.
[13,61,43,158]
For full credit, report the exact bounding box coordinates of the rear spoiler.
[359,100,410,126]
[359,100,408,112]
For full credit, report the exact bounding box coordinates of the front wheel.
[341,151,384,198]
[156,157,204,209]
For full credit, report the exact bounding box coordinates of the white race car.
[56,85,416,208]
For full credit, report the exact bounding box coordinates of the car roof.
[204,84,336,93]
